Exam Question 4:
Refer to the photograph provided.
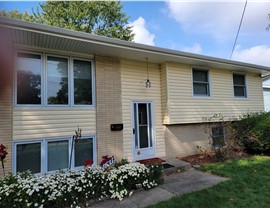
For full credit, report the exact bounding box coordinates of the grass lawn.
[148,156,270,208]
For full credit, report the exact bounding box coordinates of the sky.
[1,0,270,67]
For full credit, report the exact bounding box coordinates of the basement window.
[211,126,225,149]
[14,136,96,174]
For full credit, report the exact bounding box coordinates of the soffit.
[1,17,270,75]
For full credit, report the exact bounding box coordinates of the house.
[0,17,269,176]
[263,76,270,112]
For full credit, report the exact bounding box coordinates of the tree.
[0,1,134,41]
[0,9,34,22]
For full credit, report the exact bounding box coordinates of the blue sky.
[1,1,270,67]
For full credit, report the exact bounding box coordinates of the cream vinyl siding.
[13,108,96,140]
[121,59,165,161]
[165,62,264,124]
[0,87,12,176]
[161,63,170,124]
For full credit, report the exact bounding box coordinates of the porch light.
[145,57,151,88]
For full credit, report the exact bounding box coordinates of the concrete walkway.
[89,169,228,208]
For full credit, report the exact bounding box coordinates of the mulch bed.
[137,157,166,166]
[178,151,251,166]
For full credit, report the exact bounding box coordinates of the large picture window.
[17,53,41,105]
[233,74,247,98]
[192,69,210,96]
[16,52,94,107]
[14,136,96,174]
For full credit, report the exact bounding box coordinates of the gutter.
[1,17,270,73]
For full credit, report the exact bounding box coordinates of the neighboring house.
[263,76,270,112]
[0,17,269,176]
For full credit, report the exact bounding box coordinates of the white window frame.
[192,68,211,97]
[13,140,44,174]
[71,57,95,107]
[13,135,96,174]
[15,51,43,107]
[233,73,248,98]
[45,54,70,107]
[72,136,97,170]
[45,138,71,173]
[14,51,95,108]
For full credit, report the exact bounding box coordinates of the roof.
[1,16,270,74]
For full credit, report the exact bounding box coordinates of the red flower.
[0,144,8,160]
[84,160,94,168]
[100,155,110,166]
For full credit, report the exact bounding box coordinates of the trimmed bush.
[233,112,270,154]
[0,162,163,208]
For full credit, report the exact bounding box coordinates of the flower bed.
[0,162,163,208]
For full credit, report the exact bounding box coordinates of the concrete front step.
[161,157,192,175]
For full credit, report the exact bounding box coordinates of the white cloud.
[182,43,202,54]
[166,1,270,41]
[130,17,155,46]
[232,45,270,67]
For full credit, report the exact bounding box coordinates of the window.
[211,126,225,149]
[14,136,96,174]
[16,52,94,107]
[17,53,41,105]
[47,56,69,105]
[233,74,247,97]
[73,60,92,105]
[263,88,270,112]
[192,69,210,96]
[74,138,94,167]
[16,142,41,173]
[47,140,69,171]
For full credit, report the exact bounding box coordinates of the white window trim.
[12,140,44,174]
[13,135,96,174]
[71,57,95,107]
[14,51,95,108]
[14,51,43,107]
[45,138,71,173]
[232,73,248,99]
[72,136,97,170]
[192,68,211,98]
[45,54,70,107]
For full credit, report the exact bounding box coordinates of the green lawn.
[148,156,270,208]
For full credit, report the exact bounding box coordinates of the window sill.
[233,97,248,100]
[192,95,212,99]
[14,106,96,110]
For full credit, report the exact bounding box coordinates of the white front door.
[132,101,155,160]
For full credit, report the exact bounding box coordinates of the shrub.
[233,112,270,154]
[0,162,163,208]
[113,158,129,168]
[147,163,164,185]
[202,113,245,160]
